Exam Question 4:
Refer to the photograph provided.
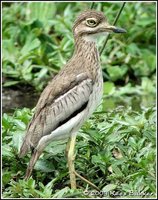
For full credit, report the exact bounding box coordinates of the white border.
[1,1,157,199]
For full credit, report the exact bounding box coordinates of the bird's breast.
[86,66,103,118]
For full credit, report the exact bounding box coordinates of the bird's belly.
[36,111,85,150]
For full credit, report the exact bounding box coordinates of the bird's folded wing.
[19,73,93,157]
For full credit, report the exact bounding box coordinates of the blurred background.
[2,2,156,113]
[2,2,156,198]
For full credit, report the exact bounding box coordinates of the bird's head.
[73,10,126,42]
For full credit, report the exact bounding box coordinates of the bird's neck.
[74,37,99,62]
[73,37,101,80]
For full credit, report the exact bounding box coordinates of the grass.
[2,1,156,199]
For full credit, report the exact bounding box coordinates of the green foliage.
[2,106,156,198]
[2,2,156,90]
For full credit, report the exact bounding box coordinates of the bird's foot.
[74,170,100,192]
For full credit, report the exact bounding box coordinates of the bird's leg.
[66,136,100,192]
[67,135,77,189]
[66,135,100,191]
[65,138,70,158]
[24,149,42,180]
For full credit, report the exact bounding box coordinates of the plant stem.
[90,2,95,9]
[100,2,126,55]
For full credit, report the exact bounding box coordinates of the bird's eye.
[86,18,97,27]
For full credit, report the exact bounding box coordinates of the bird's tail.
[19,138,31,158]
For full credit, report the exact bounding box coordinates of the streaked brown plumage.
[19,10,126,188]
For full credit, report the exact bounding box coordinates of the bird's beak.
[106,25,127,33]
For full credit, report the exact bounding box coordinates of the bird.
[19,10,126,189]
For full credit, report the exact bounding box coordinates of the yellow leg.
[67,135,77,189]
[66,136,100,191]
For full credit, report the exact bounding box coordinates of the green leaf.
[107,65,128,81]
[26,2,56,33]
[21,37,41,56]
[13,119,26,130]
[3,80,20,87]
[102,184,117,192]
[111,165,124,177]
[2,145,14,157]
[103,81,115,95]
[2,171,12,187]
[53,187,70,198]
[127,43,141,55]
[12,132,24,152]
[35,160,55,172]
